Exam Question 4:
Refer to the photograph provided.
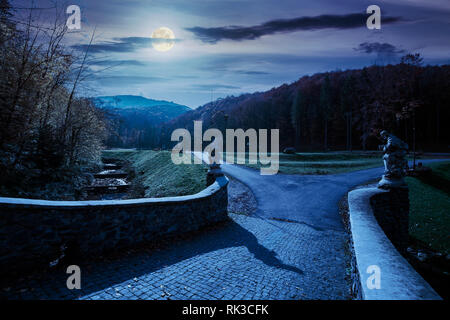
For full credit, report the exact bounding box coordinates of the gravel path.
[227,177,257,216]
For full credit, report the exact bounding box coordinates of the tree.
[0,3,107,197]
[291,88,306,150]
[320,74,332,150]
[340,75,356,151]
[400,53,424,67]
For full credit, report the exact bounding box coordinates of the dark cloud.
[73,37,180,53]
[90,59,147,66]
[235,70,270,75]
[354,42,405,55]
[186,13,402,43]
[73,37,150,53]
[190,84,241,91]
[89,75,167,86]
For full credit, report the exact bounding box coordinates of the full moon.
[151,27,175,52]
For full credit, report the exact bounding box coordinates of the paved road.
[220,163,384,231]
[2,157,446,300]
[222,159,447,229]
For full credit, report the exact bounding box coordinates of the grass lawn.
[406,161,450,254]
[225,151,383,175]
[103,149,208,198]
[226,151,442,175]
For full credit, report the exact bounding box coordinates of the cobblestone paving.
[1,213,350,300]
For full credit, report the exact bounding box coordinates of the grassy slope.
[406,161,450,254]
[103,150,207,198]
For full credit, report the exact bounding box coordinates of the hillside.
[94,95,191,148]
[95,95,191,122]
[161,62,450,152]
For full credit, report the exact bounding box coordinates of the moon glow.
[151,27,175,52]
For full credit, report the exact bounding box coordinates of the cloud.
[88,75,167,86]
[235,70,270,75]
[73,37,180,53]
[186,13,402,43]
[354,42,405,56]
[90,59,147,67]
[190,84,241,91]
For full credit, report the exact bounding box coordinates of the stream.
[84,159,131,200]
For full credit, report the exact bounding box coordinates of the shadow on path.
[2,219,302,299]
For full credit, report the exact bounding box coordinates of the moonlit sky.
[10,0,450,108]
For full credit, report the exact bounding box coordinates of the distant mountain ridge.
[94,95,191,121]
[93,95,191,148]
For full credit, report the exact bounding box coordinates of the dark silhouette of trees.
[340,75,356,151]
[291,88,305,150]
[0,2,107,197]
[163,54,450,153]
[320,74,332,150]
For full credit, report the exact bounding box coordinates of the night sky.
[11,0,450,108]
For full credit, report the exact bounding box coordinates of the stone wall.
[0,176,229,277]
[347,187,440,300]
[370,187,409,253]
[347,228,363,300]
[339,195,363,300]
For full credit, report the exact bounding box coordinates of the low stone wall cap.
[348,187,441,300]
[0,176,229,208]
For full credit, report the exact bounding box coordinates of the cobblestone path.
[2,213,349,300]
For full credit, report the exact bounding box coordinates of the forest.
[161,55,450,153]
[0,1,107,198]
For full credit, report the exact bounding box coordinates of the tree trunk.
[436,104,440,144]
[349,111,352,152]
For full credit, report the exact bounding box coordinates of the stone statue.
[378,130,409,189]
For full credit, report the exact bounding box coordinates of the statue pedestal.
[370,186,410,253]
[206,164,224,187]
[378,175,407,190]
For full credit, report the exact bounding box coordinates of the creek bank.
[82,158,135,200]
